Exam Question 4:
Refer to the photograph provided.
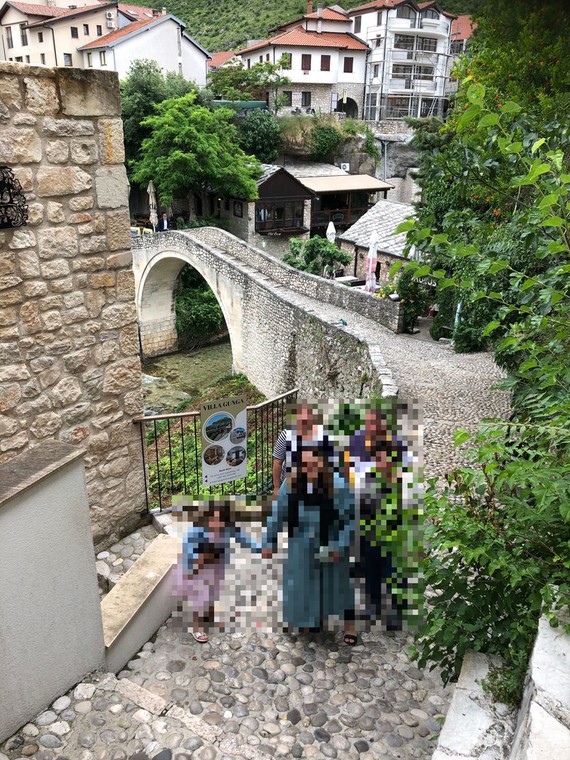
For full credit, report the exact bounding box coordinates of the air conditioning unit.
[340,162,350,172]
[106,20,115,28]
[105,10,114,19]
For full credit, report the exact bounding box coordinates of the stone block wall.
[340,239,408,287]
[0,63,146,549]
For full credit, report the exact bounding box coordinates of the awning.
[298,175,393,194]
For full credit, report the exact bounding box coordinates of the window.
[38,31,43,43]
[255,200,304,233]
[247,58,251,69]
[301,91,311,107]
[40,53,45,64]
[393,64,412,76]
[96,24,102,35]
[25,54,29,62]
[6,27,13,49]
[15,56,22,62]
[373,64,379,78]
[423,8,438,19]
[281,52,292,69]
[320,54,330,71]
[99,50,106,65]
[87,51,92,67]
[70,26,78,38]
[394,34,414,50]
[20,25,28,46]
[83,23,89,34]
[397,5,417,20]
[354,15,361,33]
[343,57,353,73]
[233,201,243,218]
[374,36,382,47]
[418,36,437,51]
[376,11,382,25]
[450,40,463,55]
[259,55,263,63]
[282,90,292,107]
[416,65,434,79]
[266,53,270,61]
[301,53,311,71]
[63,53,73,66]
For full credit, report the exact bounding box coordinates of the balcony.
[389,77,436,93]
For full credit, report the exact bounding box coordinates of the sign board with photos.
[200,396,248,487]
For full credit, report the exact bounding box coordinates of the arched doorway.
[335,97,359,119]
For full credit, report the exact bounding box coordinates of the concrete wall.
[0,441,105,742]
[132,229,399,399]
[0,62,146,548]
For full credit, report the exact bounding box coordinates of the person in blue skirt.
[262,441,358,645]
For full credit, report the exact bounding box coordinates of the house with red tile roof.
[235,3,369,118]
[0,0,210,82]
[348,0,456,120]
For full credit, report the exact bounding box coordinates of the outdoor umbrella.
[324,221,337,279]
[364,230,378,293]
[147,180,158,232]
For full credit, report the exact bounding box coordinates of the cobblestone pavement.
[0,625,450,760]
[1,272,511,759]
[96,525,158,596]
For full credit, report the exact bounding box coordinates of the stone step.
[101,533,179,674]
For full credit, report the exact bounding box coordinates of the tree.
[237,110,282,162]
[283,236,352,277]
[309,125,345,163]
[132,93,263,217]
[209,57,291,114]
[175,266,225,350]
[120,59,197,170]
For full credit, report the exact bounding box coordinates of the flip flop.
[343,633,358,646]
[191,631,208,643]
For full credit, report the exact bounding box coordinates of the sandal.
[343,633,358,647]
[191,630,209,643]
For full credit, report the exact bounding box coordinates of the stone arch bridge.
[130,228,402,399]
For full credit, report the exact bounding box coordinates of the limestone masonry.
[0,62,146,548]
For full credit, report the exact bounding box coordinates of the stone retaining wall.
[0,63,146,548]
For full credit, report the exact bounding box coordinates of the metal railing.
[134,388,298,513]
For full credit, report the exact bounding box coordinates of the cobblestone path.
[1,264,511,760]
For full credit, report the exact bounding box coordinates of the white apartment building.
[0,0,210,82]
[235,4,369,118]
[348,0,455,120]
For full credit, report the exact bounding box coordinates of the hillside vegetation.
[128,0,478,53]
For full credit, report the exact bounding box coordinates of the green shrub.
[309,125,345,162]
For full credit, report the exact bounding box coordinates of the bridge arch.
[134,244,245,372]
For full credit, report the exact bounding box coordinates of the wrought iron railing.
[134,388,298,513]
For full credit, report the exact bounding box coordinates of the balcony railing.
[134,389,298,513]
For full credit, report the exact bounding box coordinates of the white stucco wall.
[0,441,105,742]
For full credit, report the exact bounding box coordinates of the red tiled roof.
[208,51,236,68]
[26,2,110,26]
[118,3,157,21]
[237,27,368,55]
[4,1,68,18]
[451,14,475,41]
[78,14,155,48]
[305,8,350,20]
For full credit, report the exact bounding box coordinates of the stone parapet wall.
[0,63,146,548]
[132,231,398,398]
[189,227,403,332]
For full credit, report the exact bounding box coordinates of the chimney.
[161,6,167,14]
[317,2,323,32]
[306,0,312,14]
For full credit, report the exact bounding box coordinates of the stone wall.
[0,63,146,549]
[339,239,408,288]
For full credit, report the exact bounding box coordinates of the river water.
[142,340,233,415]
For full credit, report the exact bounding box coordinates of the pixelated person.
[174,501,260,643]
[272,400,328,498]
[262,442,358,645]
[349,404,411,631]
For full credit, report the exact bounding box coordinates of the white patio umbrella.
[364,229,379,293]
[147,180,158,232]
[324,221,337,278]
